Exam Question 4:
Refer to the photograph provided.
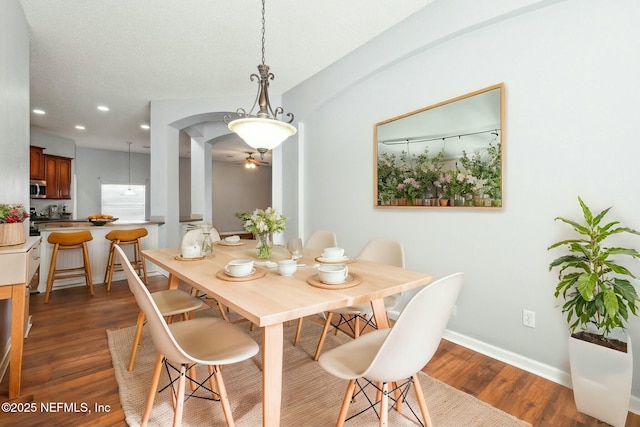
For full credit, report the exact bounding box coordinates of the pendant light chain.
[261,0,266,66]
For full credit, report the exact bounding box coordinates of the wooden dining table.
[142,240,433,427]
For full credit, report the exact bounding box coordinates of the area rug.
[107,314,531,427]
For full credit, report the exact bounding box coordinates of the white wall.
[0,0,29,377]
[283,0,640,404]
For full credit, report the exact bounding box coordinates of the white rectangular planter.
[569,335,632,427]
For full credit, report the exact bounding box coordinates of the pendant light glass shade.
[228,117,296,151]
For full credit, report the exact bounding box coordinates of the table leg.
[262,322,284,427]
[167,273,179,290]
[9,283,26,398]
[370,298,390,329]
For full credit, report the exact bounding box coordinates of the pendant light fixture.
[123,141,135,195]
[227,0,296,158]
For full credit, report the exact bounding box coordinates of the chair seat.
[168,317,259,365]
[105,228,148,242]
[319,329,390,380]
[152,290,204,317]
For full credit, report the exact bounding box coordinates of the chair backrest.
[363,272,463,383]
[305,230,337,250]
[358,238,405,268]
[114,245,193,364]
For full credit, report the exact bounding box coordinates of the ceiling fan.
[243,152,270,169]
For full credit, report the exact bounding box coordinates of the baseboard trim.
[442,329,640,415]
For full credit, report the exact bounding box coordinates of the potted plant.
[548,196,639,427]
[0,204,29,246]
[236,207,286,259]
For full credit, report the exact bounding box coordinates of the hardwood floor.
[1,276,639,426]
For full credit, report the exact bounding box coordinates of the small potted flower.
[0,204,30,246]
[236,207,287,259]
[434,172,452,206]
[398,177,421,206]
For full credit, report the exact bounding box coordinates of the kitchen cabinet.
[45,155,72,199]
[29,146,46,180]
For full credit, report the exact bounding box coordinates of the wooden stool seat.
[104,228,148,291]
[45,230,94,303]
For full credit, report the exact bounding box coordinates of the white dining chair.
[115,245,259,427]
[318,272,464,427]
[293,230,339,346]
[312,238,405,361]
[304,230,338,250]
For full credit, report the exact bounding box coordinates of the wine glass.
[287,237,303,260]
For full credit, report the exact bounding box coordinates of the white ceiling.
[20,0,431,162]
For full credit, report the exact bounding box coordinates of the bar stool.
[104,228,148,291]
[45,230,94,303]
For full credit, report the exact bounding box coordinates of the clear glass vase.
[256,233,273,259]
[198,224,213,256]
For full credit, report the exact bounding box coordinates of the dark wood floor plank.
[1,275,639,426]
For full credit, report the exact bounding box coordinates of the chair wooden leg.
[336,379,356,427]
[293,318,304,346]
[217,302,229,322]
[172,365,186,427]
[81,242,94,296]
[137,239,149,285]
[45,244,59,304]
[142,353,164,427]
[379,382,389,427]
[354,316,361,339]
[207,365,220,401]
[128,311,146,371]
[314,312,333,361]
[213,365,235,427]
[103,243,114,287]
[412,374,433,427]
[107,241,118,291]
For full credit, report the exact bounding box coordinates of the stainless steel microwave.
[30,180,47,198]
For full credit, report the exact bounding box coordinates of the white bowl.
[318,264,348,284]
[225,235,241,243]
[277,260,297,276]
[226,259,254,277]
[322,247,345,260]
[182,245,201,258]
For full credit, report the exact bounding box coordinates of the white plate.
[224,268,256,278]
[315,256,351,264]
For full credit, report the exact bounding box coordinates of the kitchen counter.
[37,222,159,293]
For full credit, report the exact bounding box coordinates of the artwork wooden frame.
[374,83,505,209]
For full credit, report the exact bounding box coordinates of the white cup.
[182,245,201,258]
[318,264,349,284]
[226,259,254,277]
[225,235,240,243]
[277,259,297,276]
[322,247,345,260]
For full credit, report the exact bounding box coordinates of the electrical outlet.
[452,305,458,316]
[523,309,536,328]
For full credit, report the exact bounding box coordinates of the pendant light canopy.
[227,0,296,156]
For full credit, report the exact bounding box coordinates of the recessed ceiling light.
[97,105,109,112]
[75,125,86,130]
[33,109,46,115]
[140,124,150,130]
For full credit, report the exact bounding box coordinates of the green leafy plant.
[548,197,640,339]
